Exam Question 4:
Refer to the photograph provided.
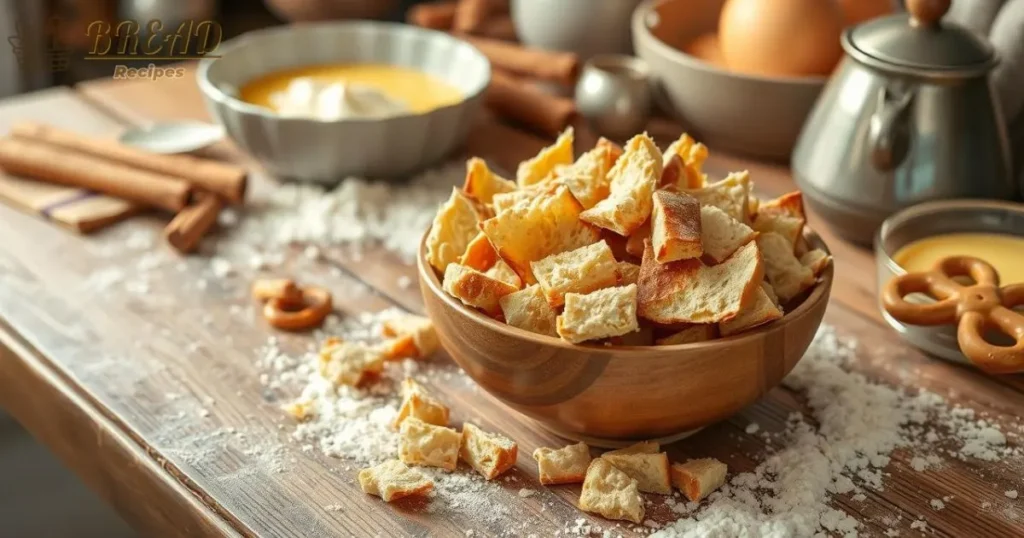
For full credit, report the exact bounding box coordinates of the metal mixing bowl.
[197,22,490,183]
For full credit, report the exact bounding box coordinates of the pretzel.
[882,256,1024,374]
[251,278,303,304]
[263,286,333,332]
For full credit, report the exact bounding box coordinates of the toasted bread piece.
[719,284,783,336]
[534,442,592,485]
[661,133,708,189]
[596,137,624,167]
[425,187,483,273]
[651,190,703,263]
[460,231,498,271]
[701,204,757,264]
[442,263,519,316]
[393,378,450,429]
[282,398,314,421]
[604,441,660,456]
[579,458,645,524]
[556,284,639,344]
[460,423,518,480]
[499,285,558,337]
[757,232,816,303]
[625,220,651,258]
[580,133,663,236]
[660,154,685,190]
[760,280,780,306]
[481,184,600,283]
[531,240,620,307]
[492,184,546,215]
[485,259,523,289]
[637,240,764,324]
[358,460,434,502]
[684,171,751,223]
[671,458,727,502]
[601,452,672,494]
[753,191,805,248]
[318,339,385,387]
[555,144,613,209]
[463,157,516,204]
[380,314,439,361]
[399,417,461,471]
[617,261,641,286]
[655,324,717,345]
[517,127,574,187]
[801,248,831,277]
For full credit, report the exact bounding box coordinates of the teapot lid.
[845,0,997,78]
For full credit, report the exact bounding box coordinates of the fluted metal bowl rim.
[195,21,492,125]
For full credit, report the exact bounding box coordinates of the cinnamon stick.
[474,15,517,41]
[11,122,247,204]
[460,35,580,86]
[407,1,457,30]
[485,70,577,136]
[0,137,190,212]
[454,0,494,33]
[164,194,223,253]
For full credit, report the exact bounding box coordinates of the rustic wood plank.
[68,66,1024,537]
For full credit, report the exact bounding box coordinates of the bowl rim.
[418,225,834,356]
[631,0,829,87]
[195,20,492,125]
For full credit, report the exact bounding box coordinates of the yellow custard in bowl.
[893,232,1024,284]
[239,64,464,116]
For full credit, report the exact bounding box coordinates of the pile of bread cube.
[425,128,831,345]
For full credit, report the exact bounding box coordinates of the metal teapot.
[792,0,1016,246]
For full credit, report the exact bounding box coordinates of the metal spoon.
[118,121,225,154]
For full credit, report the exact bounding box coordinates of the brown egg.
[718,0,845,77]
[683,33,725,67]
[838,0,894,25]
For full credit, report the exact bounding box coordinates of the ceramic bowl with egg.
[632,0,833,161]
[417,230,834,446]
[197,22,490,183]
[875,199,1024,366]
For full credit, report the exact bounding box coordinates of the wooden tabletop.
[0,67,1021,538]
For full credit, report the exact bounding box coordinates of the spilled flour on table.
[256,312,1022,538]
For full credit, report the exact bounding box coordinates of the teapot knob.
[906,0,950,27]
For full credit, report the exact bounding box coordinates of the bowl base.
[536,422,705,449]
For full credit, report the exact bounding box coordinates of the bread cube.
[517,127,574,187]
[625,220,651,259]
[757,232,816,303]
[380,314,439,361]
[531,240,620,307]
[617,261,641,286]
[442,263,519,316]
[399,417,461,471]
[481,184,600,283]
[499,284,558,337]
[580,133,663,236]
[684,171,751,223]
[318,339,384,387]
[637,240,764,325]
[578,458,645,524]
[484,259,523,289]
[460,231,498,271]
[753,191,805,248]
[393,378,450,429]
[700,204,756,264]
[463,157,516,204]
[601,452,672,494]
[460,423,518,480]
[556,284,639,344]
[425,187,484,273]
[718,284,783,336]
[554,144,613,209]
[671,458,727,502]
[651,190,702,263]
[533,442,592,485]
[801,248,831,277]
[358,459,434,502]
[660,133,708,190]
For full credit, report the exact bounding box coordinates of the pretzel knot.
[882,256,1024,374]
[252,278,333,332]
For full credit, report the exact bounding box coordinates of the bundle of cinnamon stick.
[0,122,247,253]
[408,0,579,136]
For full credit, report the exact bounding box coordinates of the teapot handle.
[869,85,915,172]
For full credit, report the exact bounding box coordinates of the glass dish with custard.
[875,200,1024,365]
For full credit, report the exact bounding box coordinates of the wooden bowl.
[417,230,833,446]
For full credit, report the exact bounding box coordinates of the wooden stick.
[164,194,223,253]
[407,1,457,30]
[10,122,247,204]
[485,70,577,137]
[460,35,580,86]
[0,137,190,212]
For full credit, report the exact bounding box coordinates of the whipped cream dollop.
[268,77,409,120]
